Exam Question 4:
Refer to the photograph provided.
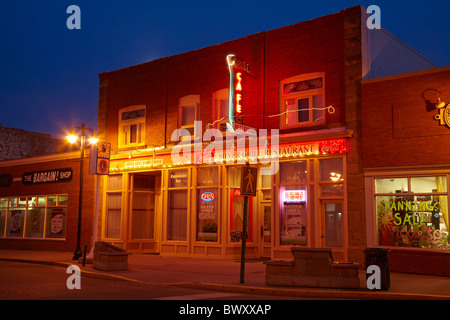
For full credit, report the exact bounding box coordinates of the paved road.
[2,261,341,319]
[0,261,326,301]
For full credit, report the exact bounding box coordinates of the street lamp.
[67,124,98,260]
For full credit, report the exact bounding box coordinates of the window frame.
[372,175,450,250]
[0,195,68,240]
[118,105,146,148]
[213,89,229,130]
[196,166,220,243]
[167,168,190,241]
[280,73,325,129]
[103,174,123,240]
[178,95,200,137]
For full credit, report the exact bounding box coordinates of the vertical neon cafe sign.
[226,54,250,129]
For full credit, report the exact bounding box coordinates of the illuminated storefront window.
[105,175,122,239]
[197,167,219,242]
[375,176,449,250]
[0,195,67,239]
[168,169,189,241]
[279,161,307,245]
[229,167,252,243]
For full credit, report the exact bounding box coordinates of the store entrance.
[127,172,161,252]
[260,203,272,258]
[320,200,346,261]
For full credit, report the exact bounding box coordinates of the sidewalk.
[1,249,449,300]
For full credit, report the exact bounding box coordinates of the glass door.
[320,200,345,261]
[260,203,272,257]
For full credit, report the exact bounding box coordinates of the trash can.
[364,248,390,290]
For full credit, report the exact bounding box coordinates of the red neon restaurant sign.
[235,71,243,115]
[227,54,249,125]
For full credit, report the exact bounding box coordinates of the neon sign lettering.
[235,72,243,115]
[283,190,306,203]
[201,192,215,201]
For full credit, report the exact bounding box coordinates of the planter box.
[93,241,131,271]
[265,247,361,289]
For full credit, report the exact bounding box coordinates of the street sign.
[240,165,257,197]
[239,164,257,284]
[89,141,111,175]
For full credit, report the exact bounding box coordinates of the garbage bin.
[364,248,390,290]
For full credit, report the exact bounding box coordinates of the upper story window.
[213,89,229,130]
[179,95,199,136]
[119,105,146,148]
[280,73,325,129]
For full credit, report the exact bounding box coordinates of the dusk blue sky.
[1,1,450,139]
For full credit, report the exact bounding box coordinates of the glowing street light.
[66,124,98,260]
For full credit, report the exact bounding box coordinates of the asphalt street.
[0,261,324,301]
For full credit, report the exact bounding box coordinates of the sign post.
[87,141,111,262]
[239,164,257,283]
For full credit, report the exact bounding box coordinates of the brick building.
[94,5,434,265]
[2,6,446,276]
[362,66,450,276]
[0,151,96,252]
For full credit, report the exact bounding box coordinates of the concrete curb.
[2,257,450,300]
[170,282,450,300]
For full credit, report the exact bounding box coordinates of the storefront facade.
[0,152,96,252]
[362,66,450,275]
[102,135,350,260]
[94,6,433,264]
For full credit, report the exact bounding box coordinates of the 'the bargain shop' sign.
[22,168,73,185]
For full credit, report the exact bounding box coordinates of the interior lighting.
[330,172,342,182]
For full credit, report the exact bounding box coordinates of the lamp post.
[67,124,98,260]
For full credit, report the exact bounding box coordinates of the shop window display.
[229,167,252,243]
[197,167,219,242]
[279,161,308,246]
[105,175,123,239]
[0,195,67,239]
[168,169,189,241]
[375,176,449,250]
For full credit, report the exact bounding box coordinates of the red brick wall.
[362,68,450,168]
[0,155,96,252]
[389,249,450,276]
[362,68,450,276]
[98,7,357,150]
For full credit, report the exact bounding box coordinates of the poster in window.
[51,209,64,234]
[197,189,218,241]
[10,210,22,234]
[280,203,307,245]
[230,188,253,242]
[30,208,41,233]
